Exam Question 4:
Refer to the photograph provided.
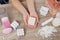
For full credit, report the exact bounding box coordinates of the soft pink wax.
[2,28,12,35]
[2,20,10,28]
[1,17,11,28]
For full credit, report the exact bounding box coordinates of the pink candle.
[1,17,11,28]
[2,28,13,35]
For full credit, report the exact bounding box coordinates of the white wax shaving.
[41,17,53,26]
[11,20,19,30]
[52,18,60,27]
[37,26,57,38]
[17,28,24,36]
[28,16,36,25]
[40,6,49,16]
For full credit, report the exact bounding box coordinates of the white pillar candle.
[41,17,53,26]
[11,20,19,30]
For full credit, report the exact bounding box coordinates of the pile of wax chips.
[37,5,60,38]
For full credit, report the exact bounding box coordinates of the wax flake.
[37,26,57,38]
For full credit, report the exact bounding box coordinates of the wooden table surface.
[0,0,60,40]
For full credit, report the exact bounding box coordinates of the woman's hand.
[29,13,38,29]
[26,0,38,28]
[23,12,38,29]
[11,0,38,29]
